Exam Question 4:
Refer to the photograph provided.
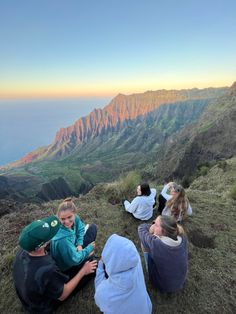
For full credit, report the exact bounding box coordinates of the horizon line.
[0,83,231,100]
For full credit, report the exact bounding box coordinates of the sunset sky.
[1,0,236,98]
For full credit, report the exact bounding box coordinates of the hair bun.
[58,197,77,214]
[64,197,72,202]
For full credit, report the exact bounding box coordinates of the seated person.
[161,183,192,222]
[157,181,181,214]
[138,215,188,293]
[94,234,152,314]
[51,198,97,277]
[157,193,167,215]
[157,181,173,214]
[123,183,157,220]
[13,215,97,314]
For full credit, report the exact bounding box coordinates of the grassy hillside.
[151,85,236,185]
[0,159,236,313]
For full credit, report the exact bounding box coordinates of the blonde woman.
[51,198,97,278]
[161,183,192,222]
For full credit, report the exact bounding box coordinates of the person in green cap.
[13,215,97,314]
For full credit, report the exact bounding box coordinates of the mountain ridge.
[152,83,236,183]
[0,85,232,202]
[4,87,227,169]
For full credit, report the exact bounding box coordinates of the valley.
[0,87,228,202]
[0,84,235,313]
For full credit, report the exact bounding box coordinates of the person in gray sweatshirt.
[123,183,156,220]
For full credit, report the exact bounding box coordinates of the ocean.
[0,97,111,166]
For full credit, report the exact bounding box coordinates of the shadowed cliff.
[152,82,236,184]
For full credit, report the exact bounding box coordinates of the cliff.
[154,83,236,183]
[6,87,227,168]
[0,86,230,201]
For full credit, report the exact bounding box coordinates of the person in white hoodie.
[94,234,152,314]
[123,183,157,220]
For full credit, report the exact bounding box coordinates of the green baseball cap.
[19,215,61,252]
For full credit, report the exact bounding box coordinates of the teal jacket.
[51,215,93,271]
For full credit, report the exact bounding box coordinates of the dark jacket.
[138,224,188,293]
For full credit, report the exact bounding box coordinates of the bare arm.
[59,260,97,301]
[160,184,172,201]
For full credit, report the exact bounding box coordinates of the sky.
[0,0,236,99]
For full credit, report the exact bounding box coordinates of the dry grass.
[0,160,236,313]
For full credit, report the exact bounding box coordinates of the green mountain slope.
[152,83,236,184]
[0,98,212,201]
[5,87,226,166]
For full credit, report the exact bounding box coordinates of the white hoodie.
[124,188,156,220]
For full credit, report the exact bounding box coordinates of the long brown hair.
[57,197,77,215]
[160,216,185,240]
[166,185,189,220]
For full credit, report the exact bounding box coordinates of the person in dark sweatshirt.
[138,215,188,293]
[13,215,97,314]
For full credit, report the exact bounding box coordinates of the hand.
[177,224,184,235]
[77,245,83,251]
[90,241,96,249]
[149,224,155,234]
[82,260,98,275]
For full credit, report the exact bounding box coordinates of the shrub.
[118,171,141,196]
[229,183,236,200]
[197,166,209,176]
[196,164,210,177]
[105,171,141,204]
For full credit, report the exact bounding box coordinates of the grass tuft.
[105,170,141,204]
[229,183,236,200]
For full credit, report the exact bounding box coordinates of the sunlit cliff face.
[53,90,191,146]
[7,86,228,169]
